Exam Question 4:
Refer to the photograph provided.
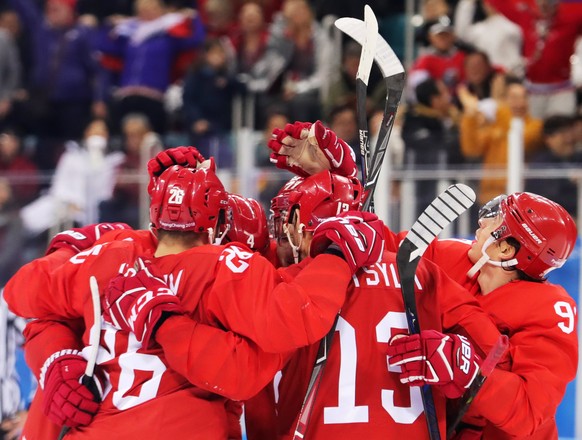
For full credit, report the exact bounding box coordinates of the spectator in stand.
[0,9,34,135]
[228,2,268,75]
[408,15,467,101]
[458,78,543,205]
[414,0,452,52]
[257,107,292,208]
[462,51,504,101]
[19,119,125,237]
[526,115,582,217]
[324,41,386,122]
[327,104,359,170]
[402,77,464,217]
[457,50,507,124]
[249,0,335,126]
[182,38,238,167]
[0,129,39,207]
[0,24,19,131]
[76,0,134,25]
[8,0,100,148]
[485,0,582,118]
[99,113,162,228]
[454,0,523,76]
[95,0,205,136]
[200,0,236,39]
[0,179,27,285]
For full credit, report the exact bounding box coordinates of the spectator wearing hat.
[408,15,468,102]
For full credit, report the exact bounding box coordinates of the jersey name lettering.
[353,263,423,291]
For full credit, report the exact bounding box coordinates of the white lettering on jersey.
[70,244,105,265]
[357,263,423,291]
[554,301,576,334]
[324,312,424,425]
[163,270,183,293]
[219,246,254,273]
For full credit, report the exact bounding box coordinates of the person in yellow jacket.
[458,78,543,205]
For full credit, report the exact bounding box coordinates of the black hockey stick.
[354,5,378,189]
[57,276,102,440]
[291,7,378,439]
[396,184,476,440]
[334,17,406,211]
[447,334,509,439]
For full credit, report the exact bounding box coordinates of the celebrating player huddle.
[3,119,578,440]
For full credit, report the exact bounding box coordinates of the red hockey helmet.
[149,164,228,233]
[226,194,269,252]
[270,176,305,241]
[492,192,578,279]
[285,170,363,232]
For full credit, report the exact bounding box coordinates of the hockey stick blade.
[355,5,378,187]
[335,16,405,210]
[335,17,405,78]
[447,335,509,439]
[396,183,476,440]
[400,184,476,265]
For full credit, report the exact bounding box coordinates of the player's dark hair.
[415,78,441,108]
[504,237,544,283]
[543,115,574,137]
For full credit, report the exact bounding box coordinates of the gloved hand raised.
[268,120,358,178]
[147,146,206,194]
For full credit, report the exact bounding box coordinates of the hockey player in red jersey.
[252,171,505,440]
[5,125,358,439]
[384,192,578,439]
[5,159,384,439]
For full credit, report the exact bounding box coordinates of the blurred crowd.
[0,0,581,280]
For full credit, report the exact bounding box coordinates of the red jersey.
[273,252,502,440]
[411,48,466,90]
[383,227,578,438]
[5,232,352,439]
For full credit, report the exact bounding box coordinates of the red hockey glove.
[387,330,482,399]
[310,211,385,274]
[147,146,205,194]
[268,120,357,178]
[45,222,132,255]
[39,350,103,428]
[102,258,182,347]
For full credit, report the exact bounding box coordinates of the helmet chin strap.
[284,223,304,264]
[212,223,230,245]
[466,235,519,278]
